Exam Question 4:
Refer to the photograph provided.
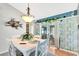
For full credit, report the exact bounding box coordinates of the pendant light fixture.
[22,3,34,22]
[21,3,34,34]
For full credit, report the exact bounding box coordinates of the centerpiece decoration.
[20,33,33,41]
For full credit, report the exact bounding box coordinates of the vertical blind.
[59,16,77,52]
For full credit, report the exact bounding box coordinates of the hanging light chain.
[27,3,30,16]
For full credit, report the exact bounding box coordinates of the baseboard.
[0,50,8,54]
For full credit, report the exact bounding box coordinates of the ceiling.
[9,3,78,20]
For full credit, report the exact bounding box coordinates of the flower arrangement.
[20,33,33,41]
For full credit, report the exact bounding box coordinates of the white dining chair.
[29,39,49,56]
[9,41,16,56]
[9,41,23,56]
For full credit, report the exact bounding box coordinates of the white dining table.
[11,37,44,56]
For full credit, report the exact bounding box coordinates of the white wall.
[0,3,26,53]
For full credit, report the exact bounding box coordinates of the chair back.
[35,39,49,56]
[9,41,23,56]
[9,41,16,56]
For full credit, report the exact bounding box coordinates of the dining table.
[10,36,44,56]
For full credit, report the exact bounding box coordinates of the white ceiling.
[9,3,78,20]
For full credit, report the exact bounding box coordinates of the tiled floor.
[48,47,77,56]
